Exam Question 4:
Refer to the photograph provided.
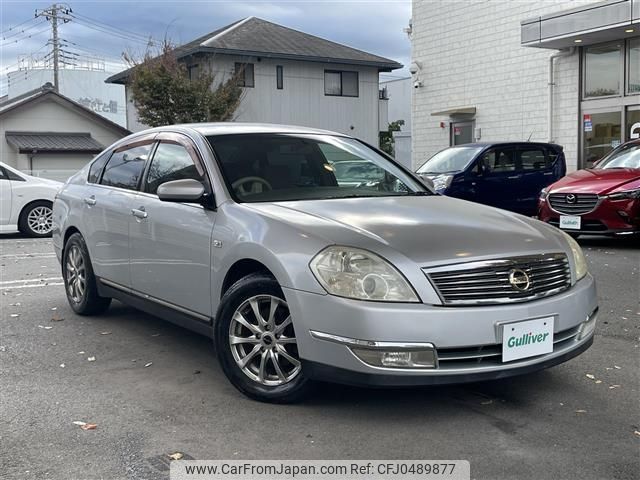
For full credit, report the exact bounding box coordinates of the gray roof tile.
[6,131,104,153]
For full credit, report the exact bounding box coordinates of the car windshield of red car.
[597,144,640,169]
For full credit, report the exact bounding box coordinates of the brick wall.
[411,0,598,171]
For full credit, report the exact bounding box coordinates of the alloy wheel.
[229,295,301,386]
[65,245,86,304]
[27,205,53,235]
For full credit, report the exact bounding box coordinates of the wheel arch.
[220,259,276,299]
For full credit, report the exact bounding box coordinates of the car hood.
[248,196,568,266]
[549,168,640,195]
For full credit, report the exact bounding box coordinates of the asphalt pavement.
[0,233,638,480]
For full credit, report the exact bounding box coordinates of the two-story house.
[106,17,402,146]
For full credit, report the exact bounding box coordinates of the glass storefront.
[580,38,640,166]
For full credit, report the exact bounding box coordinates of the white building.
[380,77,412,167]
[0,83,129,180]
[106,17,402,146]
[411,0,640,171]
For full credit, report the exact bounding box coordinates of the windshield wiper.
[405,191,432,196]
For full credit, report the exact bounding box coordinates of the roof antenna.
[527,130,534,142]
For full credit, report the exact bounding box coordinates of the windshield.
[206,133,429,203]
[416,146,484,174]
[596,143,640,169]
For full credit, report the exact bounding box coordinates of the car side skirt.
[96,277,214,338]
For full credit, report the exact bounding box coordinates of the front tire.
[62,233,111,315]
[18,201,53,237]
[215,273,312,403]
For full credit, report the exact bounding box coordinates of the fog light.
[578,308,598,340]
[351,348,436,369]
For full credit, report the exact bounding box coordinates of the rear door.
[129,133,215,318]
[517,146,557,216]
[85,140,154,287]
[0,167,12,225]
[476,145,522,211]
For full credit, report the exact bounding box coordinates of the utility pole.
[35,3,71,92]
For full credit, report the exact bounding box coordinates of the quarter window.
[324,70,359,97]
[145,142,203,195]
[88,151,111,184]
[100,144,151,190]
[235,62,255,88]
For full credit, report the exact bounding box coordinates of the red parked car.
[538,139,640,237]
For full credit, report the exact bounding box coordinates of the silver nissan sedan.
[52,124,598,402]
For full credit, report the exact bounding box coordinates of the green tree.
[379,120,405,156]
[124,41,243,127]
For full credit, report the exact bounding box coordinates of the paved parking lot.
[1,234,638,480]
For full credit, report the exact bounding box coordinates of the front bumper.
[538,198,640,235]
[283,274,597,386]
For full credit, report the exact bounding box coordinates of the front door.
[0,168,12,225]
[450,121,474,146]
[86,142,152,287]
[129,136,215,317]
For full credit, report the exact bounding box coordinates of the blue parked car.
[416,142,566,216]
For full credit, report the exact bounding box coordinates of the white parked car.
[0,162,62,237]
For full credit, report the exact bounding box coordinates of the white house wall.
[411,0,597,171]
[1,98,126,172]
[126,55,383,145]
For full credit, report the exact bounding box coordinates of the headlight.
[539,188,549,201]
[310,246,419,302]
[605,188,640,201]
[563,233,588,282]
[432,174,453,191]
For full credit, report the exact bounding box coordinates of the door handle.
[83,196,96,206]
[507,175,521,180]
[131,207,147,219]
[543,172,553,176]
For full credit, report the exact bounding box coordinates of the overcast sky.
[0,0,411,94]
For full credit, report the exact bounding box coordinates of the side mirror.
[417,174,435,190]
[157,179,205,203]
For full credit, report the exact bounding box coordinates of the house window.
[276,65,283,90]
[324,70,359,97]
[187,64,199,81]
[583,43,622,98]
[235,62,254,88]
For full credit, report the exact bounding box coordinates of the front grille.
[549,193,599,214]
[436,325,581,368]
[424,254,571,306]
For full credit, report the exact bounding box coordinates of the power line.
[0,16,40,36]
[69,11,153,43]
[1,19,48,41]
[0,25,51,47]
[70,17,154,46]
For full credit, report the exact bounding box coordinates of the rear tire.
[214,273,313,403]
[62,233,111,315]
[18,200,53,237]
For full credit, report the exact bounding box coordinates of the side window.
[145,142,203,195]
[481,148,516,173]
[0,168,7,180]
[520,148,550,170]
[100,143,151,190]
[88,151,111,183]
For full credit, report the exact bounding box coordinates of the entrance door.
[582,110,622,166]
[626,106,640,140]
[451,121,474,146]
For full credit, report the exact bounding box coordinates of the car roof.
[450,141,562,148]
[158,122,350,137]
